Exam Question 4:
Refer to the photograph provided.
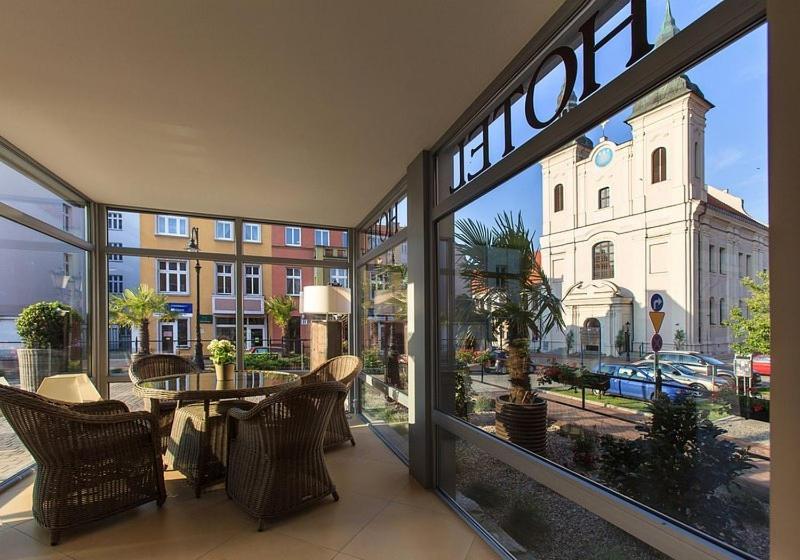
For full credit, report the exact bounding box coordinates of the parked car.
[642,351,745,385]
[248,346,283,356]
[752,354,771,376]
[593,364,694,402]
[634,360,721,395]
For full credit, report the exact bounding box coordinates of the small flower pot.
[215,362,235,381]
[495,394,548,454]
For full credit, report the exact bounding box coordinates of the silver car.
[642,351,736,385]
[634,360,722,394]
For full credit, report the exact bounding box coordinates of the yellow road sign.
[649,311,665,334]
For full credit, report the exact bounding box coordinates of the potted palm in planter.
[455,212,564,454]
[16,301,79,391]
[109,284,176,360]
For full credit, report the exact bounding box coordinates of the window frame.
[553,183,564,212]
[591,241,614,280]
[598,186,610,209]
[215,262,234,295]
[108,274,124,294]
[108,241,123,261]
[315,229,330,246]
[215,220,234,241]
[107,211,123,231]
[155,214,189,237]
[651,147,667,183]
[244,263,262,296]
[285,226,301,246]
[243,222,261,243]
[157,259,189,294]
[286,267,302,296]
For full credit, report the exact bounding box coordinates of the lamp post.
[624,321,631,362]
[187,227,204,371]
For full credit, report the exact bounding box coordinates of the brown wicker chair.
[129,353,198,453]
[302,355,362,449]
[225,381,347,531]
[0,385,166,545]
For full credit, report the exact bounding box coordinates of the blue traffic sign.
[651,333,663,352]
[650,293,664,312]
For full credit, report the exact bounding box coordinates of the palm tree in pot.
[455,212,564,454]
[109,284,176,358]
[264,295,294,352]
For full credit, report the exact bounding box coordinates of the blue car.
[593,364,693,402]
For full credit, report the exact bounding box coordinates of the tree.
[673,327,686,350]
[724,270,770,355]
[455,212,564,403]
[109,284,176,355]
[264,295,294,336]
[565,329,575,356]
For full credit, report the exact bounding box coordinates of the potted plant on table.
[208,339,236,381]
[109,284,176,360]
[455,212,564,455]
[16,301,80,392]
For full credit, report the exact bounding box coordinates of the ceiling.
[0,1,561,227]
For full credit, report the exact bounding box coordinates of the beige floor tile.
[0,526,72,559]
[389,478,451,515]
[333,554,364,560]
[465,536,502,560]
[65,531,238,560]
[0,475,34,526]
[199,529,337,560]
[326,456,410,501]
[270,490,388,550]
[342,502,475,560]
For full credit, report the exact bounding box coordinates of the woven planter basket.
[495,394,548,455]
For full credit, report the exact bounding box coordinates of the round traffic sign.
[651,333,663,352]
[650,293,664,312]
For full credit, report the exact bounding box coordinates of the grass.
[544,386,730,421]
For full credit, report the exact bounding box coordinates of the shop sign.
[168,303,193,314]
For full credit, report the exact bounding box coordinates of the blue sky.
[455,0,768,242]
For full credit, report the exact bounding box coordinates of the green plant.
[538,363,608,391]
[456,212,564,403]
[724,270,770,355]
[207,339,236,365]
[264,295,294,335]
[572,430,598,470]
[454,367,474,419]
[615,329,626,356]
[473,394,494,413]
[109,284,176,355]
[599,395,753,539]
[673,327,686,350]
[565,329,575,355]
[461,480,505,509]
[16,301,79,349]
[361,347,383,369]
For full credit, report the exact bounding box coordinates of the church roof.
[706,193,767,230]
[629,1,711,119]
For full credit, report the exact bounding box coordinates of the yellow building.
[139,214,273,356]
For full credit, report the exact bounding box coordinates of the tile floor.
[0,421,500,560]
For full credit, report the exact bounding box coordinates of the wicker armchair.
[225,381,347,530]
[0,385,166,545]
[129,353,198,453]
[302,355,362,448]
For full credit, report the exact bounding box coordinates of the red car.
[752,354,771,376]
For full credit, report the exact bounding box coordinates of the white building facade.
[540,69,768,357]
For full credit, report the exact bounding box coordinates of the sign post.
[649,293,665,396]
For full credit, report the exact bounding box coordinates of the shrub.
[572,430,598,470]
[454,367,473,419]
[599,395,753,539]
[16,301,78,349]
[473,394,494,413]
[361,347,383,369]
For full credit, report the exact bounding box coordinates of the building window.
[216,263,233,295]
[592,242,614,279]
[177,318,189,348]
[710,297,717,325]
[651,147,667,183]
[285,226,301,246]
[244,264,261,295]
[709,244,716,273]
[598,187,610,209]
[158,260,188,293]
[694,141,701,179]
[315,229,330,246]
[156,215,188,237]
[108,274,123,294]
[554,183,564,212]
[62,204,71,232]
[738,252,745,278]
[746,254,752,277]
[63,253,72,276]
[215,316,236,341]
[108,242,123,261]
[286,267,301,296]
[108,211,123,230]
[719,247,727,274]
[720,298,727,322]
[342,231,349,248]
[243,222,261,243]
[215,220,233,241]
[331,268,349,288]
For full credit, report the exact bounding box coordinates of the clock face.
[594,147,613,167]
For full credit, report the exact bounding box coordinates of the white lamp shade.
[300,285,351,315]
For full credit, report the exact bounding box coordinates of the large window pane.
[0,217,89,484]
[436,25,769,558]
[106,209,235,252]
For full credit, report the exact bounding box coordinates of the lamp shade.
[300,285,351,315]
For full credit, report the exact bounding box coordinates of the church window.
[592,242,614,279]
[598,187,610,209]
[720,298,727,322]
[694,141,701,179]
[710,297,716,325]
[651,147,667,183]
[719,247,727,274]
[554,184,564,212]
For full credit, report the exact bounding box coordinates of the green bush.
[454,367,473,419]
[16,301,78,349]
[243,353,294,370]
[473,394,494,413]
[361,347,383,369]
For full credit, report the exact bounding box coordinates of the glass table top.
[136,370,301,397]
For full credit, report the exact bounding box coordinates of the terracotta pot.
[215,362,235,381]
[495,394,548,454]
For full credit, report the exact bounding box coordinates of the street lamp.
[187,227,204,371]
[624,321,631,362]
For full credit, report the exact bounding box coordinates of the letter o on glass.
[525,46,578,129]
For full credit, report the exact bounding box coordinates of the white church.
[539,6,769,357]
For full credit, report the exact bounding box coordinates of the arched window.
[651,147,667,183]
[598,187,610,209]
[554,184,564,212]
[720,298,727,322]
[710,297,717,325]
[592,242,614,279]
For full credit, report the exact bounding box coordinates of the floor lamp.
[300,285,351,371]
